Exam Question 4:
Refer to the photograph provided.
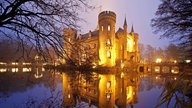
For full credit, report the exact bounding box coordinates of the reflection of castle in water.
[62,71,139,108]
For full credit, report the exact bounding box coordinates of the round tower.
[98,11,116,66]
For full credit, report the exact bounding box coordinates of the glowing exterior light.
[185,60,191,63]
[156,58,162,63]
[12,62,18,65]
[155,76,159,79]
[23,68,31,72]
[0,68,7,72]
[22,62,31,65]
[0,62,6,65]
[12,68,18,72]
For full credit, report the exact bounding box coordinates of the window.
[68,38,71,42]
[107,51,111,58]
[108,25,110,31]
[94,44,97,48]
[107,81,111,88]
[68,94,71,98]
[94,89,97,94]
[106,39,111,46]
[101,26,104,31]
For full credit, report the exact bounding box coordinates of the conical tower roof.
[131,24,134,33]
[123,17,127,27]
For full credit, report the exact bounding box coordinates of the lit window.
[68,38,71,42]
[107,51,111,58]
[107,94,111,100]
[108,25,110,31]
[101,26,103,31]
[107,81,111,88]
[106,39,111,46]
[68,94,71,98]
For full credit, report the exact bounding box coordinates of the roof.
[131,24,134,32]
[116,27,124,33]
[123,17,127,27]
[81,30,99,39]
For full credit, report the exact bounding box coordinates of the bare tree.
[151,0,192,59]
[0,0,92,61]
[138,43,145,63]
[144,44,155,63]
[164,43,181,62]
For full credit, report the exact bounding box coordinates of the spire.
[123,16,127,32]
[123,17,127,27]
[131,24,134,33]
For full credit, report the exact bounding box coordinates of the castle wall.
[63,10,140,67]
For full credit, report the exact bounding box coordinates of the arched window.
[107,51,111,58]
[108,25,110,31]
[107,81,111,88]
[107,39,111,45]
[101,26,104,31]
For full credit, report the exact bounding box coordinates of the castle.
[63,11,140,67]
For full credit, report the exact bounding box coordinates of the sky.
[79,0,171,48]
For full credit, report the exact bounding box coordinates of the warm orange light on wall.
[126,86,133,102]
[127,34,134,52]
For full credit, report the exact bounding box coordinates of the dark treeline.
[0,39,36,62]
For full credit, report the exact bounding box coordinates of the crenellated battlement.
[98,11,116,23]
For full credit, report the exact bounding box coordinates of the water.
[0,69,63,108]
[0,68,191,108]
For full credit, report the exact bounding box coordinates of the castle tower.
[130,25,140,62]
[98,11,116,66]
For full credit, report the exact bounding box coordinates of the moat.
[0,67,191,108]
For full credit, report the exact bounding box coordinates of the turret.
[98,11,116,66]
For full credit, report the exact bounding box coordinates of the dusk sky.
[79,0,171,48]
